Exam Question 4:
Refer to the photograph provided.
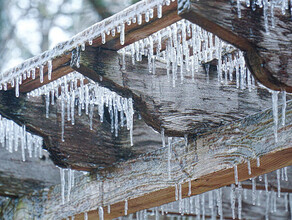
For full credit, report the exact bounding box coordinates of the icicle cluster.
[120,19,256,89]
[27,72,134,145]
[113,166,289,220]
[219,50,255,90]
[236,0,291,33]
[0,0,175,96]
[0,115,43,162]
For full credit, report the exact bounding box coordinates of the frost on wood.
[27,71,134,145]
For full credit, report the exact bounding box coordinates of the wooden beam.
[0,90,162,170]
[5,99,292,219]
[7,0,180,93]
[0,147,59,198]
[74,47,277,136]
[178,0,292,92]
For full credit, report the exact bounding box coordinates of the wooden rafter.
[4,99,292,219]
[178,0,292,92]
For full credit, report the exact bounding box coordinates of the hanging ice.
[234,165,239,185]
[125,199,128,215]
[167,137,172,180]
[252,177,256,205]
[247,160,251,175]
[98,206,104,220]
[272,91,279,143]
[28,71,134,145]
[281,91,286,126]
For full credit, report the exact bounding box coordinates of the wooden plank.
[0,90,162,170]
[5,99,291,219]
[9,0,180,93]
[0,147,59,198]
[74,47,277,136]
[178,0,292,92]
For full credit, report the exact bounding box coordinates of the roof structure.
[0,0,291,219]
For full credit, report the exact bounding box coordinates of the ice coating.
[0,0,175,95]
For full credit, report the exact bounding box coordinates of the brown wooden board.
[178,0,292,92]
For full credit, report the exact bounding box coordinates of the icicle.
[188,179,191,196]
[155,207,159,220]
[39,65,44,83]
[284,193,288,212]
[178,183,182,213]
[98,206,104,220]
[45,93,50,118]
[281,91,286,126]
[237,182,242,220]
[264,174,268,192]
[252,177,256,205]
[247,160,251,175]
[271,0,275,28]
[175,183,178,201]
[256,157,260,167]
[262,0,269,33]
[101,32,106,44]
[48,60,52,81]
[120,23,125,45]
[137,13,142,25]
[230,184,236,219]
[265,191,270,220]
[14,77,19,98]
[125,199,128,215]
[157,4,162,18]
[216,188,223,220]
[167,137,172,180]
[257,190,262,206]
[89,102,94,130]
[201,193,205,220]
[277,169,281,197]
[84,212,88,220]
[234,165,239,185]
[184,134,188,149]
[67,169,72,202]
[32,68,36,80]
[284,166,288,181]
[195,195,200,217]
[161,128,165,148]
[145,10,150,22]
[71,90,75,125]
[81,43,86,51]
[272,91,279,143]
[61,87,65,142]
[107,204,110,214]
[237,0,242,18]
[21,125,26,162]
[60,168,65,205]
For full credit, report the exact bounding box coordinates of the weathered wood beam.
[13,0,180,93]
[6,100,292,219]
[74,47,277,136]
[178,0,292,92]
[0,90,162,170]
[0,147,59,198]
